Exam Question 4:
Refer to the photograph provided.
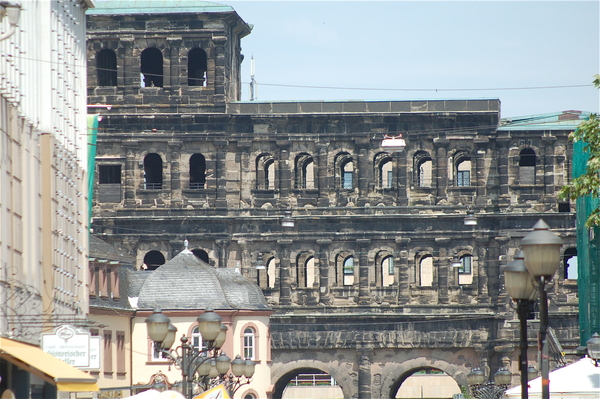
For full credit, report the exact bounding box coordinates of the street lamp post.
[467,367,512,399]
[586,332,600,367]
[520,220,563,399]
[504,250,538,399]
[145,308,255,399]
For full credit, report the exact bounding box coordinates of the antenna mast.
[249,56,256,101]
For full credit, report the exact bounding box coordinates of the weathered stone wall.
[87,8,580,399]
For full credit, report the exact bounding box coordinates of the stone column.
[435,238,450,304]
[169,141,183,207]
[433,137,450,202]
[395,149,408,206]
[474,138,489,204]
[397,248,410,304]
[357,348,373,399]
[476,237,490,303]
[213,140,228,208]
[357,239,371,305]
[316,143,330,207]
[276,141,291,200]
[215,239,229,269]
[123,146,138,207]
[212,35,228,105]
[317,239,332,305]
[277,239,293,306]
[541,135,557,198]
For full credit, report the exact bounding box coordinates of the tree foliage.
[558,74,600,227]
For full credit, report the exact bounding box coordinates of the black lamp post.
[505,250,538,399]
[467,367,512,399]
[520,220,563,399]
[145,308,255,398]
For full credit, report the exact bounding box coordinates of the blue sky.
[226,1,599,117]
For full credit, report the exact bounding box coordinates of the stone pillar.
[213,140,228,208]
[396,149,408,206]
[541,135,557,199]
[169,141,183,207]
[435,238,450,304]
[123,147,138,207]
[476,237,490,303]
[357,349,372,399]
[278,239,293,306]
[237,239,253,280]
[215,239,229,269]
[276,141,291,200]
[397,249,410,304]
[316,143,330,207]
[357,239,371,305]
[356,146,369,205]
[496,137,511,207]
[212,35,228,105]
[474,138,489,204]
[317,239,332,305]
[433,137,449,202]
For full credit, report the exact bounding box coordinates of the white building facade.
[0,1,97,397]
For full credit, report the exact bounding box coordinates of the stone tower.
[87,0,251,114]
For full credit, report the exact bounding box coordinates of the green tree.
[558,74,600,227]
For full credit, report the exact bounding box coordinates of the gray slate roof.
[136,250,270,311]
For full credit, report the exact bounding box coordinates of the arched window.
[455,156,471,187]
[143,250,165,271]
[375,153,393,189]
[419,255,433,287]
[343,256,354,286]
[563,248,578,280]
[243,327,255,360]
[256,154,275,190]
[295,153,315,189]
[414,151,433,188]
[189,153,206,189]
[519,148,536,185]
[192,248,209,264]
[244,394,256,399]
[295,254,315,288]
[458,254,473,285]
[188,48,207,86]
[267,257,276,289]
[381,255,394,287]
[335,153,354,190]
[96,49,117,86]
[141,48,163,87]
[143,153,163,189]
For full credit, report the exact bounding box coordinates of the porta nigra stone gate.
[87,3,580,398]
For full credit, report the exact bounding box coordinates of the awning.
[0,337,99,392]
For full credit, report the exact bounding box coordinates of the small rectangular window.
[99,165,121,184]
[456,171,470,187]
[343,171,353,189]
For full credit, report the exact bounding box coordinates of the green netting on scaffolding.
[573,139,600,345]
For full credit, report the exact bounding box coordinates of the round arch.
[379,357,470,399]
[271,361,351,399]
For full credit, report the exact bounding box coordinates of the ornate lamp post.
[467,367,512,399]
[145,308,255,399]
[504,250,538,399]
[520,220,563,399]
[586,332,600,367]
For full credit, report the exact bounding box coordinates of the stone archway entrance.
[390,367,462,399]
[273,367,344,399]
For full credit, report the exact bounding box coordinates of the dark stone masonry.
[88,3,580,398]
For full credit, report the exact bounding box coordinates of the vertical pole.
[517,299,530,399]
[539,277,549,399]
[181,339,190,399]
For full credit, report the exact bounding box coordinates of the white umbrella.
[504,358,600,398]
